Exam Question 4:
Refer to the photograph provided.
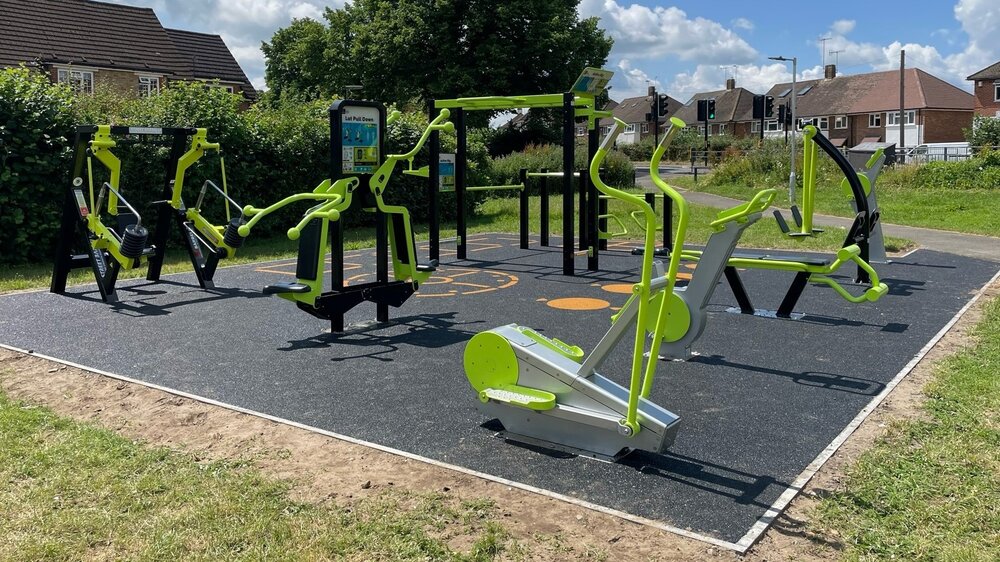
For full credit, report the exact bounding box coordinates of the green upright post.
[456,107,467,260]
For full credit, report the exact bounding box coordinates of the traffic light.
[657,93,670,117]
[707,99,716,120]
[765,95,774,118]
[777,104,786,125]
[752,95,764,120]
[783,103,792,125]
[696,99,707,121]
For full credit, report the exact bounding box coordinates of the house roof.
[967,61,1000,81]
[764,68,972,117]
[0,0,254,97]
[672,87,758,125]
[165,28,255,99]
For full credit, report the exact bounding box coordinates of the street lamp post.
[769,55,797,204]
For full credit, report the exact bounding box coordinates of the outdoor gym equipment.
[431,67,614,275]
[148,128,249,289]
[684,125,888,318]
[239,101,450,332]
[462,117,688,460]
[847,147,887,263]
[638,118,779,360]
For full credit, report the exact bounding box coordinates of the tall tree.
[262,0,613,109]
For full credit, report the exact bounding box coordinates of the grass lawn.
[0,386,516,561]
[0,192,910,294]
[674,174,1000,237]
[816,295,1000,561]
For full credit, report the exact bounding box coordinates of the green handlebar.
[709,188,777,228]
[370,109,453,195]
[238,177,359,236]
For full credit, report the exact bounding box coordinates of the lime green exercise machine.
[51,125,248,303]
[684,125,889,319]
[238,101,451,332]
[462,117,694,460]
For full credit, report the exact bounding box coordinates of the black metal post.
[455,107,467,260]
[578,169,587,251]
[428,101,440,263]
[562,92,575,276]
[539,167,549,246]
[663,195,672,251]
[147,132,190,281]
[518,168,529,249]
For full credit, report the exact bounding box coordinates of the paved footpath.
[635,172,1000,262]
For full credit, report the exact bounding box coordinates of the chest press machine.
[238,101,450,332]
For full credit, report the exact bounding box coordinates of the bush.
[487,143,634,195]
[906,151,1000,189]
[0,67,76,265]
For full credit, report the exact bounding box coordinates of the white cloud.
[731,17,754,31]
[614,59,660,99]
[831,19,855,35]
[664,63,791,101]
[582,1,757,64]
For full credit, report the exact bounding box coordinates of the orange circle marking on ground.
[546,297,610,311]
[601,283,635,294]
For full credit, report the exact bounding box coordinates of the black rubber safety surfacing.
[1,235,996,546]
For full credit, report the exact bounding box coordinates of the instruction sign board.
[439,154,455,192]
[571,67,614,95]
[341,105,380,174]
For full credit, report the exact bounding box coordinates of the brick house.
[672,79,757,138]
[966,61,1000,117]
[762,65,972,147]
[0,0,256,102]
[595,87,682,144]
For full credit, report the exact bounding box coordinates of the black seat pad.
[263,282,311,294]
[731,251,829,266]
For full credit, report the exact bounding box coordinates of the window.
[995,81,1000,102]
[576,126,585,136]
[765,120,782,132]
[624,123,636,133]
[698,125,706,134]
[868,113,881,128]
[798,85,813,95]
[835,115,848,129]
[641,122,649,133]
[57,68,94,93]
[138,76,160,97]
[718,123,727,135]
[778,87,792,98]
[751,121,760,133]
[886,110,915,126]
[818,116,829,130]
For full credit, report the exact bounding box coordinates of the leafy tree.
[965,115,1000,150]
[262,0,613,111]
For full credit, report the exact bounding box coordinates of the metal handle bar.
[97,182,143,226]
[238,177,359,236]
[195,180,243,216]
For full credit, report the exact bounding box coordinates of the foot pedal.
[479,384,556,411]
[263,282,311,295]
[773,210,791,234]
[416,259,438,273]
[790,205,803,228]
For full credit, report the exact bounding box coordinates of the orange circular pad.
[601,283,635,294]
[546,297,610,311]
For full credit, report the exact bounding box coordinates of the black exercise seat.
[263,282,311,294]
[731,251,829,266]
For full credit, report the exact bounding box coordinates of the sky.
[105,0,998,103]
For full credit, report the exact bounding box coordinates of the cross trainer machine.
[462,117,690,460]
[682,125,888,319]
[238,101,450,332]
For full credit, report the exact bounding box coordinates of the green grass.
[675,174,1000,237]
[0,192,910,294]
[0,386,519,561]
[816,296,1000,561]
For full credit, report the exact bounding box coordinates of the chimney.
[824,64,837,79]
[725,78,736,90]
[647,85,656,96]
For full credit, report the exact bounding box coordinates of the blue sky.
[107,0,998,101]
